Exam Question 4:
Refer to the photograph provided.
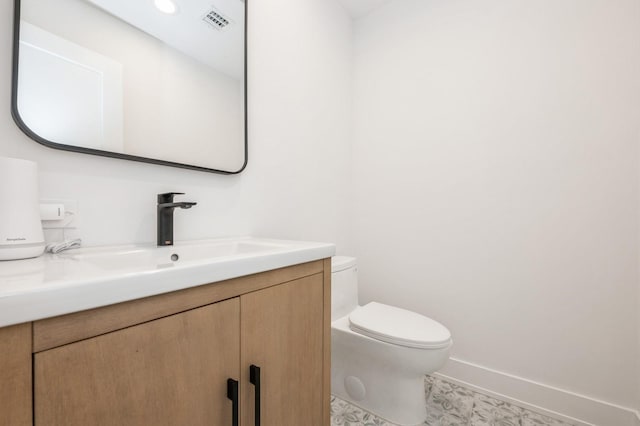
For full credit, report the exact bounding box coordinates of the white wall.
[0,0,352,248]
[352,0,640,412]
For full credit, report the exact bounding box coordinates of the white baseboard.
[437,357,639,426]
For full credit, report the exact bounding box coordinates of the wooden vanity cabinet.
[35,299,241,426]
[0,259,331,426]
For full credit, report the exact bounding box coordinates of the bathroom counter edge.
[0,238,336,328]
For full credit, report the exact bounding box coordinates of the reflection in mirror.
[13,0,247,173]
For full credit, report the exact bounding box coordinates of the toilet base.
[332,371,427,425]
[332,349,428,426]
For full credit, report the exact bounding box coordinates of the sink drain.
[171,254,179,262]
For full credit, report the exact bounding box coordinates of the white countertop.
[0,237,335,328]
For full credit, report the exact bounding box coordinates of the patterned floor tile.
[425,404,469,426]
[330,396,395,426]
[469,393,523,426]
[425,411,469,426]
[331,376,578,426]
[425,376,436,400]
[425,377,475,422]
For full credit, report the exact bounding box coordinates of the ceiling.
[86,0,244,79]
[82,0,386,79]
[338,0,394,20]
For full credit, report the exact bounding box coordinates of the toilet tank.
[331,256,359,321]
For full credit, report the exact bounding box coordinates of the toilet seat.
[348,302,451,349]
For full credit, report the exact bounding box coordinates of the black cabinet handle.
[249,365,261,426]
[227,378,239,426]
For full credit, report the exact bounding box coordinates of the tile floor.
[330,376,576,426]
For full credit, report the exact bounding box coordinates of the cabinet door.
[35,299,240,426]
[0,323,31,426]
[241,274,324,426]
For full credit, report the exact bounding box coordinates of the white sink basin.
[0,237,335,328]
[64,239,291,271]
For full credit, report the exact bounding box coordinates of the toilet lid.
[349,302,452,349]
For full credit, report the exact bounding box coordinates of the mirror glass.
[13,0,247,173]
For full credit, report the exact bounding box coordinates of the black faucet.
[157,193,197,246]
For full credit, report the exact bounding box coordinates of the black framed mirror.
[12,0,247,174]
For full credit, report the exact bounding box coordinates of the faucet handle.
[158,192,185,203]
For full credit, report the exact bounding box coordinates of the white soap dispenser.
[0,157,45,260]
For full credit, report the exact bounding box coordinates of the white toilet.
[331,256,452,426]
